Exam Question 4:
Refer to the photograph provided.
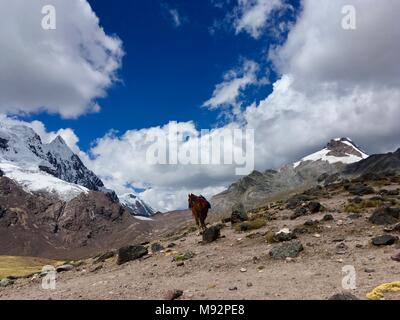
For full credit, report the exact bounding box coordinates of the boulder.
[369,207,400,225]
[290,207,308,220]
[202,226,221,243]
[56,264,74,273]
[0,278,14,287]
[151,243,165,253]
[308,201,322,213]
[231,203,248,224]
[372,235,398,246]
[269,240,304,260]
[117,245,148,265]
[347,183,375,196]
[274,229,297,242]
[322,214,334,222]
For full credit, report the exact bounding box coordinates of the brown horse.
[188,194,211,233]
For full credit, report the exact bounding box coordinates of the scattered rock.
[308,201,322,213]
[202,226,221,243]
[336,242,348,252]
[167,243,176,248]
[369,207,400,225]
[240,268,247,273]
[384,223,400,232]
[165,289,184,300]
[347,183,375,196]
[0,278,14,287]
[247,282,253,287]
[290,207,308,220]
[304,220,319,226]
[349,197,363,204]
[328,293,359,300]
[269,241,304,260]
[349,213,362,220]
[231,203,248,224]
[372,235,399,246]
[274,228,297,242]
[286,194,315,210]
[391,251,400,262]
[322,214,334,222]
[151,242,164,253]
[56,264,74,273]
[364,268,376,273]
[117,245,148,265]
[229,287,238,291]
[176,261,185,267]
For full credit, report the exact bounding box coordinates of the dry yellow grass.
[0,256,64,279]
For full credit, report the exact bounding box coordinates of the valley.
[1,172,400,300]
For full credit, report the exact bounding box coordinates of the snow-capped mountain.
[0,123,104,191]
[0,123,155,215]
[119,193,155,217]
[294,138,368,168]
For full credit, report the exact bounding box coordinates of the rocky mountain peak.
[294,138,368,168]
[119,193,155,217]
[326,138,363,158]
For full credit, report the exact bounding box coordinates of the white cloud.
[169,9,182,27]
[251,0,400,159]
[87,0,400,212]
[203,60,263,110]
[234,0,284,38]
[269,0,400,91]
[0,0,123,118]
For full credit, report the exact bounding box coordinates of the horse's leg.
[200,211,207,232]
[194,213,202,235]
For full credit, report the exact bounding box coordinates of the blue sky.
[20,0,298,151]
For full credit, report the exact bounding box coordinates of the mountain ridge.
[210,137,370,218]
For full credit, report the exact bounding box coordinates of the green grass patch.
[344,199,384,213]
[0,256,63,279]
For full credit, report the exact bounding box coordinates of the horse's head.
[188,194,194,209]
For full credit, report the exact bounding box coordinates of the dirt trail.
[1,185,400,300]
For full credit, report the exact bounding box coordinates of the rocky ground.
[1,174,400,300]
